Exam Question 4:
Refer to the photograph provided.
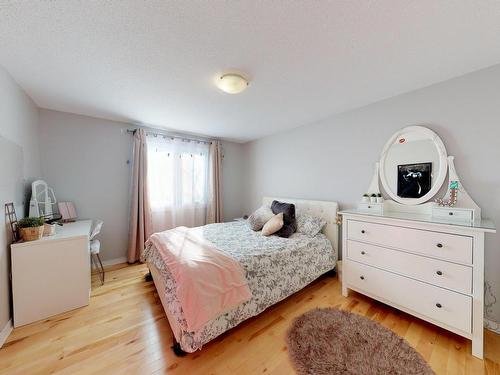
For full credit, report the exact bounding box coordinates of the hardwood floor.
[0,263,499,375]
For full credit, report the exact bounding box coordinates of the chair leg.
[96,253,105,285]
[90,254,98,273]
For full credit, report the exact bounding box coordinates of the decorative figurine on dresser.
[340,125,495,359]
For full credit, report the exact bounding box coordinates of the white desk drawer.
[347,240,473,295]
[347,220,473,264]
[345,261,472,334]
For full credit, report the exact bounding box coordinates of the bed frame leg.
[172,338,187,357]
[325,268,337,278]
[145,271,153,282]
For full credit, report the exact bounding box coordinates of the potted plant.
[18,217,45,242]
[376,193,383,203]
[362,193,370,203]
[370,193,377,203]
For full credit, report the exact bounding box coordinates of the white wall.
[221,140,245,220]
[39,110,246,262]
[242,63,500,326]
[39,110,133,263]
[0,66,41,337]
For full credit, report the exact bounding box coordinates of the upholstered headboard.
[262,197,339,251]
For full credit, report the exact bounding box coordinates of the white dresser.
[11,220,92,327]
[344,125,497,359]
[340,210,495,358]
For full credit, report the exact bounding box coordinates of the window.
[181,152,208,205]
[147,136,209,211]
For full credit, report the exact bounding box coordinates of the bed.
[142,197,338,353]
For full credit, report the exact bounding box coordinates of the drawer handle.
[436,270,443,276]
[361,251,366,255]
[436,303,442,309]
[449,212,454,216]
[360,276,365,280]
[361,230,366,234]
[436,243,443,248]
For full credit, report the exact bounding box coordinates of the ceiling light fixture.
[216,73,249,94]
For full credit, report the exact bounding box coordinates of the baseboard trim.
[0,320,13,348]
[485,318,500,334]
[100,257,127,267]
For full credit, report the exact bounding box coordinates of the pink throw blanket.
[147,226,252,332]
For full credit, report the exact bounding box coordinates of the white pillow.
[247,205,274,231]
[262,213,284,236]
[296,214,327,237]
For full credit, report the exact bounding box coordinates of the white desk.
[11,220,92,327]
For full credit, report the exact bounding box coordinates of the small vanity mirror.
[379,126,448,205]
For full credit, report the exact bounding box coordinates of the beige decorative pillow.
[262,213,284,236]
[247,205,274,231]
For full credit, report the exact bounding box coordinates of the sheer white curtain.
[147,135,210,233]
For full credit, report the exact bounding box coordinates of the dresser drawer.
[345,261,472,333]
[432,207,473,222]
[357,202,383,214]
[346,240,473,295]
[347,220,473,264]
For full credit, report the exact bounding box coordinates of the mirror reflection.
[380,127,447,204]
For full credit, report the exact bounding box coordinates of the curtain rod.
[126,128,214,145]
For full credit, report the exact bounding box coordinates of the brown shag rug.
[286,308,434,375]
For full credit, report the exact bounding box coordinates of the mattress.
[143,220,336,352]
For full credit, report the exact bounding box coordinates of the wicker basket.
[19,226,44,242]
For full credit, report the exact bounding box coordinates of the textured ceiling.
[1,1,500,142]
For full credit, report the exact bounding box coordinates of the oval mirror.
[379,126,448,205]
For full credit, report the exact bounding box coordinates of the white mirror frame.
[379,126,448,206]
